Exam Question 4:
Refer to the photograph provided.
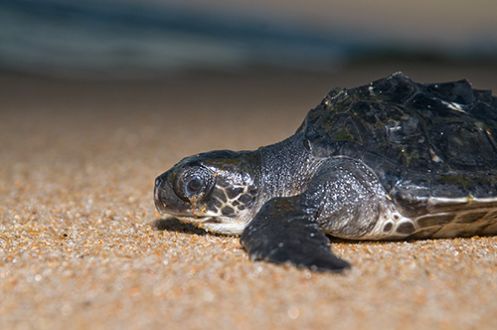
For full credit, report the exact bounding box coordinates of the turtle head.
[154,150,261,235]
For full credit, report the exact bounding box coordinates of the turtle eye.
[186,176,204,194]
[175,166,214,201]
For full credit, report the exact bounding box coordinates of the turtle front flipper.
[240,196,350,272]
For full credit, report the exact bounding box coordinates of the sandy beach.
[1,64,497,329]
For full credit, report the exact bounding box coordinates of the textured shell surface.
[303,72,497,220]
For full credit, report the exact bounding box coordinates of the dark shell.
[302,72,497,214]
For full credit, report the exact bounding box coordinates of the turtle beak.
[154,176,167,212]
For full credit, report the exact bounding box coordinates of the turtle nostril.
[155,176,163,188]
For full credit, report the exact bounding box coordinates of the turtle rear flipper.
[240,196,350,272]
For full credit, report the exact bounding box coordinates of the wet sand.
[1,65,497,329]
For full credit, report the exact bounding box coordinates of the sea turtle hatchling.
[154,73,497,272]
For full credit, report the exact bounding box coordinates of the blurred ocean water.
[0,0,496,78]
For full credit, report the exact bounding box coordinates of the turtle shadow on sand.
[328,237,404,246]
[151,217,207,236]
[151,217,405,246]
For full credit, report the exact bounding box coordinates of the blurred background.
[1,0,497,77]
